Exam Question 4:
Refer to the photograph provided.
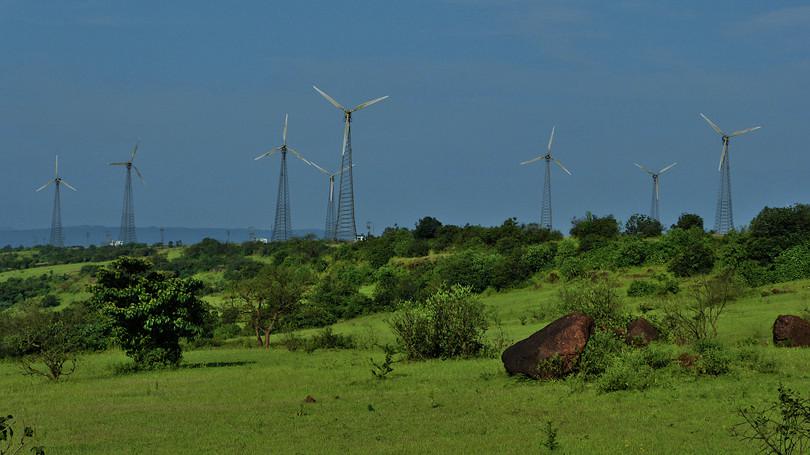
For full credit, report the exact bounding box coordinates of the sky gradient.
[1,1,808,233]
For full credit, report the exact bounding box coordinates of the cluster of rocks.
[501,312,810,379]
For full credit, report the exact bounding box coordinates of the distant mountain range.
[0,226,325,248]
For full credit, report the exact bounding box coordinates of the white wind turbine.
[520,126,572,230]
[36,155,77,247]
[633,162,677,223]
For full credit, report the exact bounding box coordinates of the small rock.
[625,317,659,347]
[501,312,594,379]
[304,395,316,403]
[773,315,810,347]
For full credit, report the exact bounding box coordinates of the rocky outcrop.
[501,312,594,379]
[773,315,810,347]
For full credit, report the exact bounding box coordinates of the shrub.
[596,350,655,393]
[673,213,704,231]
[559,257,585,280]
[570,213,620,252]
[390,285,488,359]
[661,272,740,343]
[521,243,556,273]
[668,235,715,277]
[305,327,355,353]
[0,415,44,455]
[577,330,625,378]
[12,308,82,381]
[627,280,657,297]
[693,340,732,376]
[735,385,810,454]
[558,275,627,331]
[625,214,663,238]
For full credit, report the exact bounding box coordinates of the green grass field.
[3,275,810,453]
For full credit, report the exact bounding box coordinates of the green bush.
[558,275,627,331]
[521,243,556,273]
[627,280,658,297]
[596,350,655,393]
[304,327,355,353]
[693,340,732,376]
[576,330,625,378]
[390,285,488,360]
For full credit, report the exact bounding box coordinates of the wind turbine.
[520,126,572,230]
[36,156,77,247]
[700,113,761,234]
[110,142,144,244]
[313,85,388,241]
[634,162,677,223]
[255,114,317,242]
[306,160,354,240]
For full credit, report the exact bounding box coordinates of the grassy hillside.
[3,274,810,454]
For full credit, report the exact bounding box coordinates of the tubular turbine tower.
[520,126,572,230]
[110,143,144,244]
[313,86,388,241]
[255,114,318,242]
[36,156,77,247]
[633,162,677,222]
[699,113,761,234]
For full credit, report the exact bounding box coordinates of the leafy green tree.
[413,216,443,240]
[673,213,704,231]
[667,229,715,277]
[90,257,208,368]
[747,204,810,263]
[624,214,663,237]
[570,212,620,251]
[232,264,313,348]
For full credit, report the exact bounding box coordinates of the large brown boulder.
[625,317,659,347]
[773,315,810,347]
[501,312,594,379]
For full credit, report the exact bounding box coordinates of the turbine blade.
[554,159,572,175]
[700,113,725,136]
[547,126,555,153]
[351,95,389,113]
[54,155,59,178]
[133,165,145,183]
[283,114,288,145]
[634,162,654,175]
[730,125,762,137]
[520,155,544,166]
[658,162,677,174]
[110,162,129,166]
[35,180,52,192]
[288,147,313,166]
[131,142,139,161]
[62,180,78,191]
[330,164,354,177]
[718,142,727,172]
[341,120,349,156]
[254,148,279,160]
[313,85,345,111]
[307,159,331,175]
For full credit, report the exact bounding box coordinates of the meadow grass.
[3,275,810,453]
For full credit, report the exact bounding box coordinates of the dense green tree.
[673,213,704,231]
[414,216,443,240]
[90,257,208,367]
[570,213,620,251]
[667,229,715,277]
[624,214,663,237]
[747,204,810,263]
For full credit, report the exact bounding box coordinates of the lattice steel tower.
[634,162,677,223]
[699,113,761,234]
[521,126,571,230]
[255,114,318,242]
[110,143,144,244]
[36,156,77,247]
[314,86,388,241]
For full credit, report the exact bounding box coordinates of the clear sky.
[1,1,808,232]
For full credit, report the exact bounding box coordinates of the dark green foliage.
[0,275,53,310]
[661,272,740,342]
[735,385,810,455]
[373,262,435,309]
[390,285,489,360]
[0,415,44,455]
[39,294,59,308]
[8,308,81,380]
[308,261,372,323]
[596,349,656,393]
[558,275,627,331]
[772,243,810,283]
[370,344,397,380]
[542,420,560,452]
[414,216,443,240]
[614,239,652,267]
[90,257,208,368]
[577,330,626,378]
[666,228,715,277]
[432,250,501,292]
[673,213,704,231]
[570,212,620,252]
[693,340,732,376]
[747,204,810,264]
[627,279,658,297]
[521,243,557,273]
[624,214,663,237]
[627,274,679,297]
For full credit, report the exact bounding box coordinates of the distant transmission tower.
[110,143,144,244]
[36,156,77,247]
[634,162,677,223]
[699,113,761,234]
[520,126,571,230]
[314,86,388,241]
[255,114,318,242]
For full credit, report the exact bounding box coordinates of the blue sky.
[1,1,808,232]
